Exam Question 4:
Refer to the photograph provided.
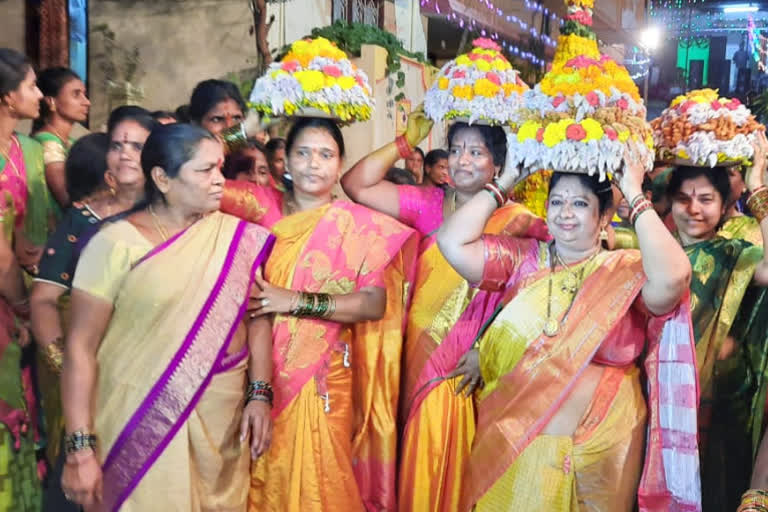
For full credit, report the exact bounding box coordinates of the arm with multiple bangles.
[745,131,768,287]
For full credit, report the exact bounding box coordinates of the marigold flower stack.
[507,0,653,181]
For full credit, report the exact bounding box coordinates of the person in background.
[404,146,424,184]
[150,110,178,125]
[60,124,275,510]
[422,148,450,187]
[0,46,49,512]
[384,166,416,185]
[265,137,286,186]
[223,139,272,187]
[31,67,90,210]
[188,79,246,136]
[174,104,191,123]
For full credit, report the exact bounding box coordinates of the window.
[333,0,382,27]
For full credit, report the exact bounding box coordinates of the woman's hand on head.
[404,105,433,148]
[747,131,768,192]
[614,139,646,200]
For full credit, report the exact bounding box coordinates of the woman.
[404,146,424,184]
[223,139,273,187]
[189,79,247,136]
[219,116,417,511]
[341,111,546,511]
[0,47,50,512]
[436,142,698,510]
[719,165,762,245]
[265,138,286,185]
[32,67,90,209]
[60,124,275,511]
[422,149,450,188]
[666,137,768,510]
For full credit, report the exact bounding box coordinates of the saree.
[33,131,71,220]
[0,134,47,512]
[221,183,418,511]
[685,237,768,510]
[462,237,701,512]
[72,212,274,511]
[398,202,548,512]
[719,215,762,246]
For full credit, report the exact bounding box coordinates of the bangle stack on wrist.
[628,193,653,226]
[220,123,248,154]
[247,381,274,407]
[290,292,336,319]
[747,186,768,223]
[395,135,413,159]
[483,181,506,208]
[739,489,768,512]
[65,430,97,456]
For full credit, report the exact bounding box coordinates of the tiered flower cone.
[249,37,374,123]
[424,38,528,125]
[651,88,765,167]
[506,0,653,181]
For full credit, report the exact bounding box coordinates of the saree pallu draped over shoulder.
[462,240,702,512]
[397,203,548,512]
[248,201,418,512]
[86,213,274,511]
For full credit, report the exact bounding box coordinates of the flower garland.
[651,88,765,167]
[505,0,653,182]
[249,37,374,123]
[424,38,528,125]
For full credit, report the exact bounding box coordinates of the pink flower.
[566,124,586,141]
[585,91,599,107]
[710,100,722,110]
[453,70,466,79]
[552,95,566,108]
[604,127,618,140]
[565,56,600,69]
[726,99,741,110]
[536,128,544,143]
[323,65,342,77]
[680,100,695,113]
[617,98,629,110]
[473,38,501,51]
[282,60,300,72]
[355,74,365,87]
[469,53,481,61]
[485,72,501,85]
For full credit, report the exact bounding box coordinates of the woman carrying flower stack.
[220,37,419,511]
[442,0,702,508]
[341,38,548,512]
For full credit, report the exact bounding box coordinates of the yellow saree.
[248,201,417,512]
[72,212,274,511]
[398,203,548,512]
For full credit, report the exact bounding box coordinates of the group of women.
[2,41,768,512]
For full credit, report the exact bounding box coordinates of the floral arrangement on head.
[651,88,765,167]
[512,170,553,218]
[249,37,374,123]
[424,38,528,125]
[506,0,653,181]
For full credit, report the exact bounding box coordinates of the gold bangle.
[747,188,768,223]
[739,490,768,512]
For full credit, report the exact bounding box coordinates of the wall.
[0,0,26,51]
[88,0,258,128]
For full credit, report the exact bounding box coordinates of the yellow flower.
[475,59,491,72]
[492,59,511,71]
[517,121,542,142]
[581,118,604,141]
[452,85,473,100]
[543,119,573,147]
[503,83,525,97]
[456,55,471,66]
[325,76,338,88]
[270,70,288,79]
[337,76,356,90]
[618,130,630,143]
[438,77,450,90]
[474,78,501,98]
[294,70,326,92]
[670,95,687,108]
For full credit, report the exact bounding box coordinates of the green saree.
[687,237,768,510]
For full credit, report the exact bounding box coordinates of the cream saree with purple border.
[75,212,274,511]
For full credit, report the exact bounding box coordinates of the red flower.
[585,91,599,107]
[617,98,629,110]
[726,99,740,111]
[680,100,695,113]
[453,70,466,79]
[604,127,618,141]
[355,74,365,87]
[552,95,566,108]
[323,65,342,77]
[469,53,481,61]
[282,60,300,73]
[536,127,544,143]
[566,124,586,141]
[710,100,722,110]
[485,72,501,85]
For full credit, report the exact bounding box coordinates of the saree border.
[100,220,274,511]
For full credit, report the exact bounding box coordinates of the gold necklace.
[543,244,601,337]
[47,126,70,148]
[148,204,170,242]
